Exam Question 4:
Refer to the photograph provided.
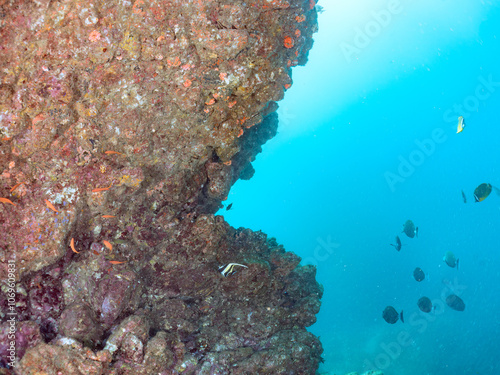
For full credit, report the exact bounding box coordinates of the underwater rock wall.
[0,0,322,373]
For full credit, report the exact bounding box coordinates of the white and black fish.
[219,263,248,277]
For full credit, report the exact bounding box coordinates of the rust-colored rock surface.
[0,0,322,373]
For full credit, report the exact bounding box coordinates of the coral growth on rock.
[0,0,322,373]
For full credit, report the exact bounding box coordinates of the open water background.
[220,1,500,373]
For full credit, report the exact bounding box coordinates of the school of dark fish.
[383,217,469,323]
[382,123,500,324]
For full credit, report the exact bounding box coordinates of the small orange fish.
[103,240,113,251]
[45,199,59,213]
[105,151,125,156]
[0,197,16,206]
[10,182,23,192]
[93,250,100,255]
[102,215,116,218]
[70,238,79,254]
[92,184,113,193]
[109,261,126,264]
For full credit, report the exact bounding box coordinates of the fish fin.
[400,310,404,323]
[390,244,401,251]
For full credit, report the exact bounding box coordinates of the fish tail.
[493,186,500,196]
[456,258,459,270]
[400,310,404,323]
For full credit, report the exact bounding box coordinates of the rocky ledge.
[0,0,322,373]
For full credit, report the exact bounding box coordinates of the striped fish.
[219,263,248,277]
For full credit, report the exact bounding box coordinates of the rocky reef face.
[0,0,322,373]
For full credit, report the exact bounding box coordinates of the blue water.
[219,1,500,374]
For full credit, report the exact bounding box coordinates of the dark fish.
[474,183,500,202]
[226,203,233,211]
[382,306,404,324]
[402,220,417,238]
[413,267,425,282]
[474,183,492,202]
[461,190,467,203]
[417,297,433,313]
[443,251,459,269]
[390,235,402,251]
[446,294,465,311]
